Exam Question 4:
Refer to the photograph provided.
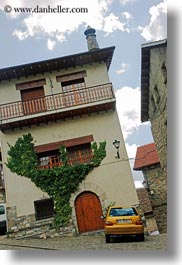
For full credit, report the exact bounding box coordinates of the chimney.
[84,26,100,52]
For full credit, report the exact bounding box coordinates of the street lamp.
[142,179,154,195]
[142,179,149,191]
[113,140,120,159]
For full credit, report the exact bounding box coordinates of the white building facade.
[0,28,138,237]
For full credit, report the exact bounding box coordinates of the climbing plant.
[6,133,106,228]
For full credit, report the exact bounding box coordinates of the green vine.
[6,133,106,228]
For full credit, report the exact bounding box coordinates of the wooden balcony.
[0,83,115,132]
[38,153,94,169]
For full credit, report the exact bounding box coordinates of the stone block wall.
[145,215,159,235]
[152,204,167,234]
[143,166,167,233]
[148,44,167,187]
[6,206,76,239]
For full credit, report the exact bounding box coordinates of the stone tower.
[84,26,100,52]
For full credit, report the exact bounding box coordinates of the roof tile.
[133,143,160,170]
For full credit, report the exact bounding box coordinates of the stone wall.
[151,111,167,181]
[145,215,159,235]
[136,188,159,234]
[143,166,167,233]
[152,204,167,234]
[6,206,76,239]
[149,45,167,178]
[147,44,167,234]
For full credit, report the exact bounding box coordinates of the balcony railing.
[0,83,115,123]
[38,153,94,169]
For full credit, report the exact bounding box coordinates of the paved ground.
[0,233,167,250]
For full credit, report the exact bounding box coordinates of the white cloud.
[116,63,128,75]
[103,13,127,35]
[47,39,56,50]
[122,11,133,20]
[119,0,136,5]
[138,0,167,41]
[4,0,131,49]
[125,142,144,185]
[125,142,137,158]
[0,0,24,18]
[134,180,144,188]
[115,86,141,140]
[115,87,152,184]
[12,29,28,40]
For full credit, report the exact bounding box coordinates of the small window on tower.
[161,62,167,84]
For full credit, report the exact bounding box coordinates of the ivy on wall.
[6,133,106,228]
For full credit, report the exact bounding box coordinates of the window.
[21,86,46,115]
[56,71,87,106]
[16,78,47,115]
[34,198,54,220]
[161,62,167,84]
[62,78,85,93]
[38,143,93,168]
[38,150,62,169]
[61,78,87,106]
[109,207,137,217]
[67,143,93,165]
[36,135,94,169]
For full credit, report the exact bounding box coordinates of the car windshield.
[109,207,137,217]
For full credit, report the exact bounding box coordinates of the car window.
[109,207,137,217]
[0,205,5,215]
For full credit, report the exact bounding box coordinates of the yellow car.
[104,206,144,243]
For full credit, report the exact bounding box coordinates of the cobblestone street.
[0,233,167,250]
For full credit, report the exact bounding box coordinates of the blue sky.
[0,0,167,186]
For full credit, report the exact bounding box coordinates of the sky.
[0,0,167,187]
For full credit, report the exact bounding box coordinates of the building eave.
[0,46,115,82]
[133,162,160,171]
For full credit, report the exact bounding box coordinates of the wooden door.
[75,192,104,233]
[21,86,46,115]
[61,78,87,106]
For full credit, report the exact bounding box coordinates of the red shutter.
[21,86,46,115]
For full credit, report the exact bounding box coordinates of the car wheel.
[137,233,144,241]
[105,235,111,243]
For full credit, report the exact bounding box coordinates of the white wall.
[1,110,138,216]
[0,62,109,105]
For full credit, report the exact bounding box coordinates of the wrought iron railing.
[38,153,94,169]
[0,83,115,122]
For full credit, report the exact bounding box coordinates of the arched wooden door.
[75,191,104,233]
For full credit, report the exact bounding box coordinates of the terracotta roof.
[136,188,152,213]
[133,143,160,170]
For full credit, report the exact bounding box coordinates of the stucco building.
[0,27,138,237]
